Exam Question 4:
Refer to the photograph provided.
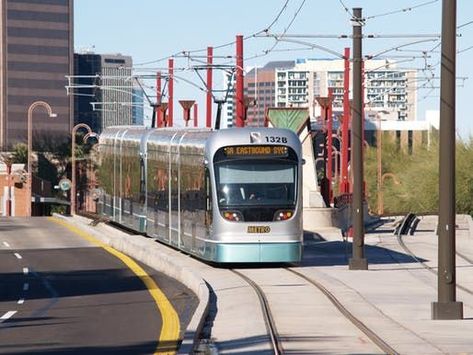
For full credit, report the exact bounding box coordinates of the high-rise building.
[276,58,417,121]
[132,86,144,125]
[0,0,73,149]
[245,61,294,127]
[73,53,132,133]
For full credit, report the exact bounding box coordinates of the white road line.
[23,267,29,275]
[23,283,29,291]
[17,299,24,305]
[14,253,22,260]
[0,311,17,323]
[2,241,10,248]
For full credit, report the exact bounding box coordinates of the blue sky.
[74,0,473,137]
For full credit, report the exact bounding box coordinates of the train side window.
[205,168,212,226]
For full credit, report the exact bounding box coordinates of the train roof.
[99,126,301,156]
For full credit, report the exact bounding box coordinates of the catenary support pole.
[193,103,198,127]
[431,0,463,320]
[206,47,213,128]
[340,47,351,194]
[349,7,368,270]
[235,35,244,127]
[168,59,174,127]
[327,88,334,204]
[156,71,162,127]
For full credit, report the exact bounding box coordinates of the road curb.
[52,213,209,354]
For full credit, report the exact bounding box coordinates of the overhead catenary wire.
[365,0,439,20]
[134,0,293,66]
[337,0,353,18]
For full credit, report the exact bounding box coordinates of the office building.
[73,52,132,133]
[132,86,144,125]
[245,61,294,127]
[0,0,73,149]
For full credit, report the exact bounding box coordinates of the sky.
[74,0,473,138]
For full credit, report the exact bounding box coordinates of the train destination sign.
[224,145,288,158]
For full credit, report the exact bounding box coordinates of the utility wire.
[134,0,293,66]
[365,0,439,20]
[458,20,473,29]
[261,0,307,58]
[458,45,473,54]
[338,0,353,18]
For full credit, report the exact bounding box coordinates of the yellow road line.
[49,217,180,354]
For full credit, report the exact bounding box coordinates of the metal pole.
[235,35,244,127]
[27,101,55,217]
[340,47,350,194]
[349,8,368,270]
[206,46,213,128]
[327,88,333,204]
[193,103,198,127]
[72,127,76,214]
[156,71,162,127]
[168,59,174,127]
[431,0,463,320]
[361,59,365,145]
[71,123,94,215]
[377,115,383,215]
[6,162,11,217]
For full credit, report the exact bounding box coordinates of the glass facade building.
[73,53,133,133]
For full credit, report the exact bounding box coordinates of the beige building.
[275,58,417,122]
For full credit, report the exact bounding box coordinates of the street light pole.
[377,114,382,215]
[27,101,56,217]
[71,123,96,215]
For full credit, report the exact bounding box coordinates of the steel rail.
[394,215,473,298]
[231,270,283,355]
[286,268,399,355]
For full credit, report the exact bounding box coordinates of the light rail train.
[97,126,303,263]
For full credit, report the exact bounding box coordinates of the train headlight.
[222,211,243,222]
[273,210,293,221]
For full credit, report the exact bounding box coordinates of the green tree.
[11,143,28,164]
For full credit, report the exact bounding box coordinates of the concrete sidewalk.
[306,214,473,354]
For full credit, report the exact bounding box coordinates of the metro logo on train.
[247,226,271,234]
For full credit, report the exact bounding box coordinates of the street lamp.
[378,173,400,215]
[27,101,56,217]
[71,123,98,214]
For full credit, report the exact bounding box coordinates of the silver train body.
[97,126,303,263]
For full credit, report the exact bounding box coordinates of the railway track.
[231,270,284,354]
[232,267,398,355]
[394,215,473,298]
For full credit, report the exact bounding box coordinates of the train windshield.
[215,161,297,207]
[213,145,299,222]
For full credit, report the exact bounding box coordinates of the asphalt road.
[0,217,198,354]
